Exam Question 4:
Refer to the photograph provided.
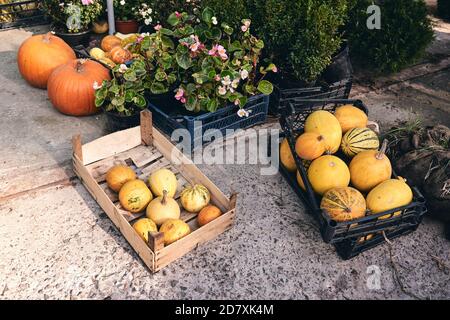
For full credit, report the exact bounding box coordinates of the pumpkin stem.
[376,139,388,160]
[75,59,86,73]
[161,190,168,205]
[42,32,52,43]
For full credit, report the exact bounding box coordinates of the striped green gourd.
[341,128,380,157]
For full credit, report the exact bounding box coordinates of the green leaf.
[124,89,136,102]
[176,52,192,70]
[155,71,166,82]
[159,28,174,36]
[207,98,219,112]
[221,23,233,35]
[123,71,137,82]
[110,84,120,95]
[140,37,151,50]
[150,82,168,95]
[228,41,242,52]
[167,13,179,26]
[201,7,214,24]
[167,74,177,84]
[95,97,104,108]
[210,27,222,40]
[133,94,147,108]
[257,80,273,95]
[185,95,197,111]
[255,39,264,49]
[161,35,175,49]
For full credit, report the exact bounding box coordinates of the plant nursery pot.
[104,110,140,132]
[322,42,353,84]
[53,27,91,48]
[115,20,139,34]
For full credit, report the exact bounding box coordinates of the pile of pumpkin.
[89,33,137,68]
[16,32,136,117]
[105,165,223,246]
[280,105,414,225]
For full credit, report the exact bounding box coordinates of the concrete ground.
[0,17,449,300]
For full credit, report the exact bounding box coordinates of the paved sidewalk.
[0,23,449,299]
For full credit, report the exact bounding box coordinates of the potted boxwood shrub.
[94,59,148,131]
[113,0,155,34]
[41,0,103,47]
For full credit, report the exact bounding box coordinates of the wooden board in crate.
[72,110,237,273]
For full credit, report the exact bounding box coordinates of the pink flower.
[175,88,186,104]
[81,0,94,5]
[214,75,221,81]
[209,44,228,60]
[189,35,203,53]
[175,11,182,18]
[241,25,248,32]
[272,65,278,73]
[154,24,162,31]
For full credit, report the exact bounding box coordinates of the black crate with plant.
[246,0,353,114]
[346,0,434,74]
[131,8,275,148]
[0,0,47,30]
[41,0,103,47]
[94,59,149,131]
[113,0,155,34]
[438,0,450,21]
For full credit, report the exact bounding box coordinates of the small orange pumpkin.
[101,35,122,51]
[295,132,326,160]
[108,46,132,64]
[197,205,222,226]
[17,32,76,89]
[47,59,111,116]
[106,165,137,192]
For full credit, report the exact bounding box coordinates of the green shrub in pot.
[346,0,434,73]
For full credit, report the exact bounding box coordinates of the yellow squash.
[308,155,350,195]
[160,219,191,245]
[148,168,178,198]
[304,110,342,153]
[106,165,136,192]
[146,190,181,226]
[366,177,413,219]
[320,187,366,222]
[280,138,296,172]
[133,218,157,243]
[180,184,210,213]
[119,180,153,213]
[334,104,368,133]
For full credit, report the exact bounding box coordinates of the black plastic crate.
[334,223,422,260]
[279,98,427,244]
[269,78,353,116]
[147,94,270,150]
[0,1,47,30]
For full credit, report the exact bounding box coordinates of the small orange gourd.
[295,132,326,160]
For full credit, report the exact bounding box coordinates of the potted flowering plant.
[41,0,103,47]
[143,8,275,148]
[113,0,155,33]
[94,59,148,131]
[167,8,275,113]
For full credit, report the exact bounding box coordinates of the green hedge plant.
[251,0,351,85]
[346,0,434,73]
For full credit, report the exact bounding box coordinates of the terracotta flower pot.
[115,20,139,34]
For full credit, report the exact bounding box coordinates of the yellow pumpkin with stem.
[366,177,413,219]
[160,219,191,245]
[304,110,342,154]
[146,190,181,226]
[148,168,178,198]
[106,164,136,192]
[308,155,350,195]
[295,132,326,160]
[133,218,157,243]
[334,104,368,133]
[320,187,366,222]
[280,138,296,172]
[119,180,153,213]
[349,140,392,192]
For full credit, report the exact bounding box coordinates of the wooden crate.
[72,110,237,273]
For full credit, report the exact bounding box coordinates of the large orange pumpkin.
[334,104,368,133]
[17,32,76,89]
[101,35,122,51]
[320,187,367,222]
[47,59,111,116]
[108,46,132,64]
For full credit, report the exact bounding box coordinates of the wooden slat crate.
[72,110,237,273]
